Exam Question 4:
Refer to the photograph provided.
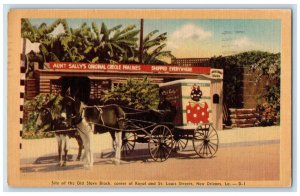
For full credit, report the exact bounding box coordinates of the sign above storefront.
[210,68,224,79]
[48,62,211,75]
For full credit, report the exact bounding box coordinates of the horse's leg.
[62,135,70,167]
[56,134,63,167]
[109,130,116,158]
[75,134,83,161]
[114,131,122,165]
[87,130,94,167]
[77,120,93,169]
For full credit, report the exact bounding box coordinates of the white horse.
[84,105,125,165]
[64,96,125,167]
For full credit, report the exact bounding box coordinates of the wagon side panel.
[181,80,211,126]
[159,84,183,126]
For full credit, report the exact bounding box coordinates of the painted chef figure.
[186,85,209,124]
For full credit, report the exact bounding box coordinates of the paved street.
[19,126,280,183]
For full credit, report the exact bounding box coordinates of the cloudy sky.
[28,18,281,58]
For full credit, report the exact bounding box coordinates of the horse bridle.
[38,107,53,130]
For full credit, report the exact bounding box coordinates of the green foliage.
[209,55,244,108]
[102,77,159,110]
[210,51,280,105]
[21,19,141,73]
[142,31,174,64]
[21,19,174,74]
[93,22,139,63]
[210,51,281,124]
[23,94,63,139]
[247,52,281,124]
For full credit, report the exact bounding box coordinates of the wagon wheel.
[148,125,174,162]
[121,121,145,155]
[112,121,138,155]
[193,124,219,158]
[173,132,189,152]
[121,131,137,156]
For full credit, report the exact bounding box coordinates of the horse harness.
[89,105,126,126]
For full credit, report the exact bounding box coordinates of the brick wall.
[242,69,268,108]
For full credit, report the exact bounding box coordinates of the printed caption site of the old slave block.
[50,180,246,187]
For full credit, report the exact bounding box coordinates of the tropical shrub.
[102,77,159,110]
[23,94,63,139]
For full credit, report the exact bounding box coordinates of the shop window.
[50,79,62,95]
[90,79,112,99]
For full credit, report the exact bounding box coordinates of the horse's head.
[36,94,59,131]
[63,95,77,116]
[63,95,84,125]
[36,106,53,130]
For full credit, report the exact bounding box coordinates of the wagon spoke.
[161,126,166,135]
[204,144,209,156]
[199,142,205,156]
[164,135,173,142]
[208,131,217,138]
[197,142,205,155]
[163,145,170,158]
[208,141,217,148]
[162,144,171,152]
[152,147,159,160]
[203,143,207,156]
[206,144,210,156]
[194,141,203,149]
[206,143,213,155]
[200,144,205,156]
[208,142,217,153]
[208,142,218,147]
[165,140,173,147]
[178,140,186,149]
[160,147,167,161]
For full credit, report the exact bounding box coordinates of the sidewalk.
[20,126,280,164]
[219,125,280,147]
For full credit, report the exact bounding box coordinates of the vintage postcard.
[7,9,291,188]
